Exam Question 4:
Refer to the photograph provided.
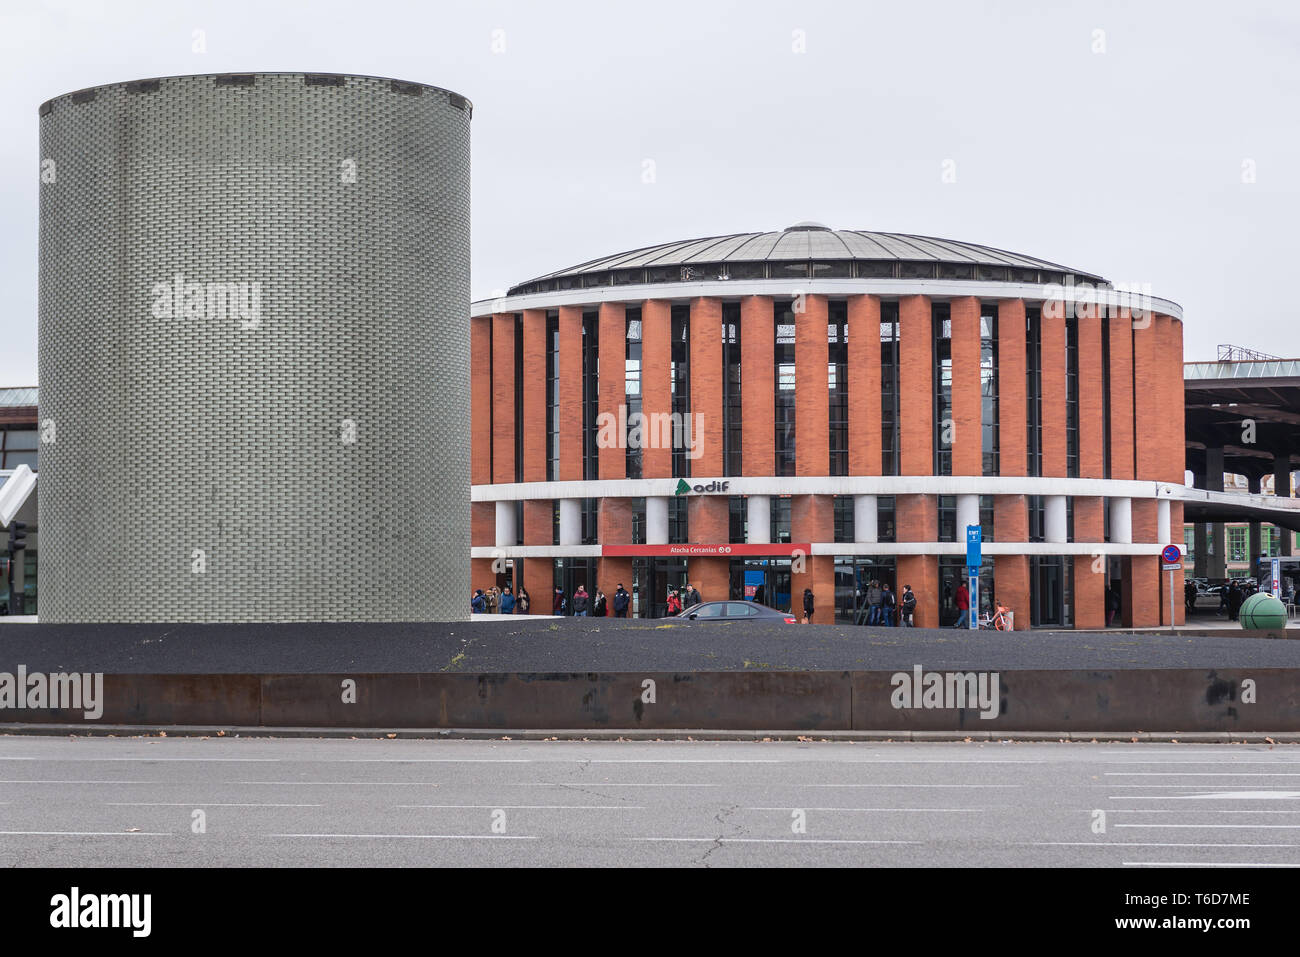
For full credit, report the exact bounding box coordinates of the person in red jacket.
[952,581,970,628]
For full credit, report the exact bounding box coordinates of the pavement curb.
[3,724,1299,744]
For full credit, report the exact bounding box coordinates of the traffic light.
[7,522,27,554]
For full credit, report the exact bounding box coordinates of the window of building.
[828,301,848,476]
[1183,526,1195,558]
[668,496,688,544]
[671,306,691,479]
[1028,495,1045,543]
[721,302,742,477]
[880,303,901,476]
[774,301,796,477]
[513,314,523,483]
[1101,318,1112,480]
[630,497,646,545]
[581,497,599,545]
[980,494,995,543]
[728,496,746,544]
[770,496,792,544]
[1065,316,1079,478]
[933,304,953,476]
[625,309,643,480]
[1228,526,1247,562]
[0,428,38,471]
[1026,307,1043,478]
[582,311,600,481]
[877,496,896,542]
[980,307,999,476]
[937,496,957,542]
[546,312,559,482]
[833,495,854,544]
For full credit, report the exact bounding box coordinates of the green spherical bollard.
[1239,593,1288,630]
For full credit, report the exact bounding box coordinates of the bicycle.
[978,606,1011,630]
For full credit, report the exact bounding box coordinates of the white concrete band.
[747,495,771,544]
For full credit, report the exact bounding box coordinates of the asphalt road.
[1,618,1298,673]
[0,736,1298,867]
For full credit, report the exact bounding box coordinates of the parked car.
[675,600,799,624]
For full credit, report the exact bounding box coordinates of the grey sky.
[1,0,1297,385]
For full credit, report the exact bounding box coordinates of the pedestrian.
[880,582,896,626]
[802,587,814,624]
[553,586,564,616]
[471,589,486,614]
[1227,580,1242,621]
[593,588,607,617]
[952,580,970,627]
[1184,579,1197,615]
[684,583,702,609]
[866,579,883,625]
[517,586,530,615]
[499,585,516,615]
[572,585,590,617]
[1106,584,1121,626]
[900,584,916,627]
[666,589,683,616]
[485,587,498,615]
[613,583,630,618]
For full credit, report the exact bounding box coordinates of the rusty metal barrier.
[3,668,1298,732]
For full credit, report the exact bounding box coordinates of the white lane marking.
[0,757,279,762]
[1105,786,1300,791]
[105,802,324,808]
[1032,842,1300,848]
[1107,772,1300,777]
[309,759,530,763]
[0,831,173,836]
[1117,824,1300,829]
[270,833,537,840]
[396,805,645,810]
[1124,862,1300,867]
[0,780,162,785]
[1110,809,1300,814]
[800,784,1019,788]
[1109,791,1300,800]
[743,807,993,812]
[630,837,921,845]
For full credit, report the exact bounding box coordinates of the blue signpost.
[966,525,982,630]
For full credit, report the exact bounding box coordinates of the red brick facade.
[472,290,1185,629]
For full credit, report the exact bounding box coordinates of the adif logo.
[890,665,1001,720]
[675,479,730,496]
[0,667,103,719]
[50,887,151,937]
[150,273,263,329]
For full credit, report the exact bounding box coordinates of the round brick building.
[38,73,471,622]
[471,224,1186,628]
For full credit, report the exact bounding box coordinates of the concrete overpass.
[1184,355,1300,578]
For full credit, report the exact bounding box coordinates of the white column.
[646,496,669,545]
[1045,495,1068,544]
[494,500,517,548]
[854,494,878,543]
[1157,498,1171,545]
[559,498,581,546]
[1109,497,1132,544]
[747,495,771,544]
[956,494,980,537]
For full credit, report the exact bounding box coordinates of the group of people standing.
[664,583,703,616]
[472,582,637,617]
[857,580,917,627]
[470,584,529,615]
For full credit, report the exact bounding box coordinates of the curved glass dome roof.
[507,223,1105,296]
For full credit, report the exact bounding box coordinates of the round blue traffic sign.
[1161,544,1182,564]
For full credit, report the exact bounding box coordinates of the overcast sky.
[1,0,1296,384]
